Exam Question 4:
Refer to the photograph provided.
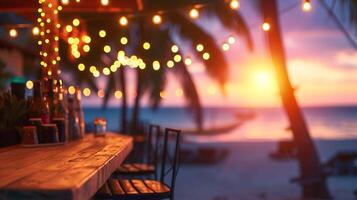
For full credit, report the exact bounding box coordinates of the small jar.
[94,118,107,137]
[21,126,38,145]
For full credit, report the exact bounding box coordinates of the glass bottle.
[67,97,80,141]
[74,87,85,138]
[31,81,50,124]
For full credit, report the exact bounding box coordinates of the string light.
[120,37,128,45]
[101,0,109,6]
[228,36,236,44]
[174,54,182,62]
[78,63,85,71]
[175,88,183,97]
[83,88,91,97]
[72,18,80,26]
[114,90,122,99]
[9,29,18,38]
[97,89,105,98]
[119,16,128,26]
[153,60,160,70]
[32,27,40,35]
[103,45,111,53]
[143,42,151,50]
[89,66,97,73]
[152,14,162,24]
[222,43,230,51]
[302,0,312,12]
[230,0,240,10]
[83,45,90,52]
[65,25,73,32]
[68,86,76,95]
[189,8,199,19]
[93,70,100,77]
[184,57,192,65]
[61,0,69,5]
[26,80,34,90]
[160,91,168,99]
[171,45,179,53]
[99,30,106,38]
[103,67,111,75]
[167,60,174,68]
[203,52,210,60]
[82,35,91,43]
[196,44,204,52]
[262,22,270,31]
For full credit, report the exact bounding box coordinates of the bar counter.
[0,133,133,200]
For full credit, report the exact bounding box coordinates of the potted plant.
[0,92,30,147]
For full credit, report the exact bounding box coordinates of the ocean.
[84,106,357,141]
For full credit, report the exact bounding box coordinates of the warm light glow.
[143,42,151,50]
[9,29,17,38]
[93,71,100,77]
[222,43,230,51]
[252,70,277,93]
[167,60,174,68]
[61,0,69,5]
[101,0,109,6]
[175,88,183,97]
[99,30,106,38]
[160,91,168,99]
[189,8,199,19]
[174,54,182,62]
[114,90,123,99]
[26,80,34,90]
[32,27,40,35]
[230,0,240,10]
[119,16,128,26]
[153,61,160,70]
[152,14,162,24]
[184,58,192,66]
[110,64,117,72]
[171,45,179,53]
[66,25,73,32]
[203,52,210,60]
[196,44,204,52]
[72,18,80,26]
[83,88,91,97]
[78,63,85,71]
[89,66,97,73]
[103,45,111,53]
[82,35,91,43]
[228,36,236,44]
[83,45,90,52]
[97,89,105,98]
[68,86,76,95]
[103,67,111,75]
[262,22,270,31]
[120,37,128,45]
[302,0,312,11]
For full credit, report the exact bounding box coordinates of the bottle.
[67,97,80,140]
[74,87,85,138]
[31,81,50,124]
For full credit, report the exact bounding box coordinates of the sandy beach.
[176,140,357,200]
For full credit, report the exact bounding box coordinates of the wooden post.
[260,0,331,198]
[38,0,60,79]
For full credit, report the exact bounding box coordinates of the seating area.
[95,126,181,200]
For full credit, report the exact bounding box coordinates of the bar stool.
[114,124,161,178]
[105,128,181,200]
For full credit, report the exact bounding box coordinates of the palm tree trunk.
[119,67,127,133]
[131,70,143,133]
[260,0,330,198]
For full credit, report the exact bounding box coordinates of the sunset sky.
[82,0,357,108]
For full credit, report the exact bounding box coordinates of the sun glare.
[253,71,276,91]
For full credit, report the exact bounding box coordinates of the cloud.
[335,51,357,68]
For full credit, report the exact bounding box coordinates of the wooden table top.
[0,133,133,200]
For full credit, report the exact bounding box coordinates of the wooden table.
[0,133,133,200]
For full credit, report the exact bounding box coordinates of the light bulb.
[152,14,162,24]
[119,16,128,26]
[189,8,199,19]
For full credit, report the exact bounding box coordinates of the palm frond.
[168,13,229,85]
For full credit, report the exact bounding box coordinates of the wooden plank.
[0,133,133,200]
[131,179,154,194]
[119,180,137,194]
[143,180,170,193]
[109,179,125,195]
